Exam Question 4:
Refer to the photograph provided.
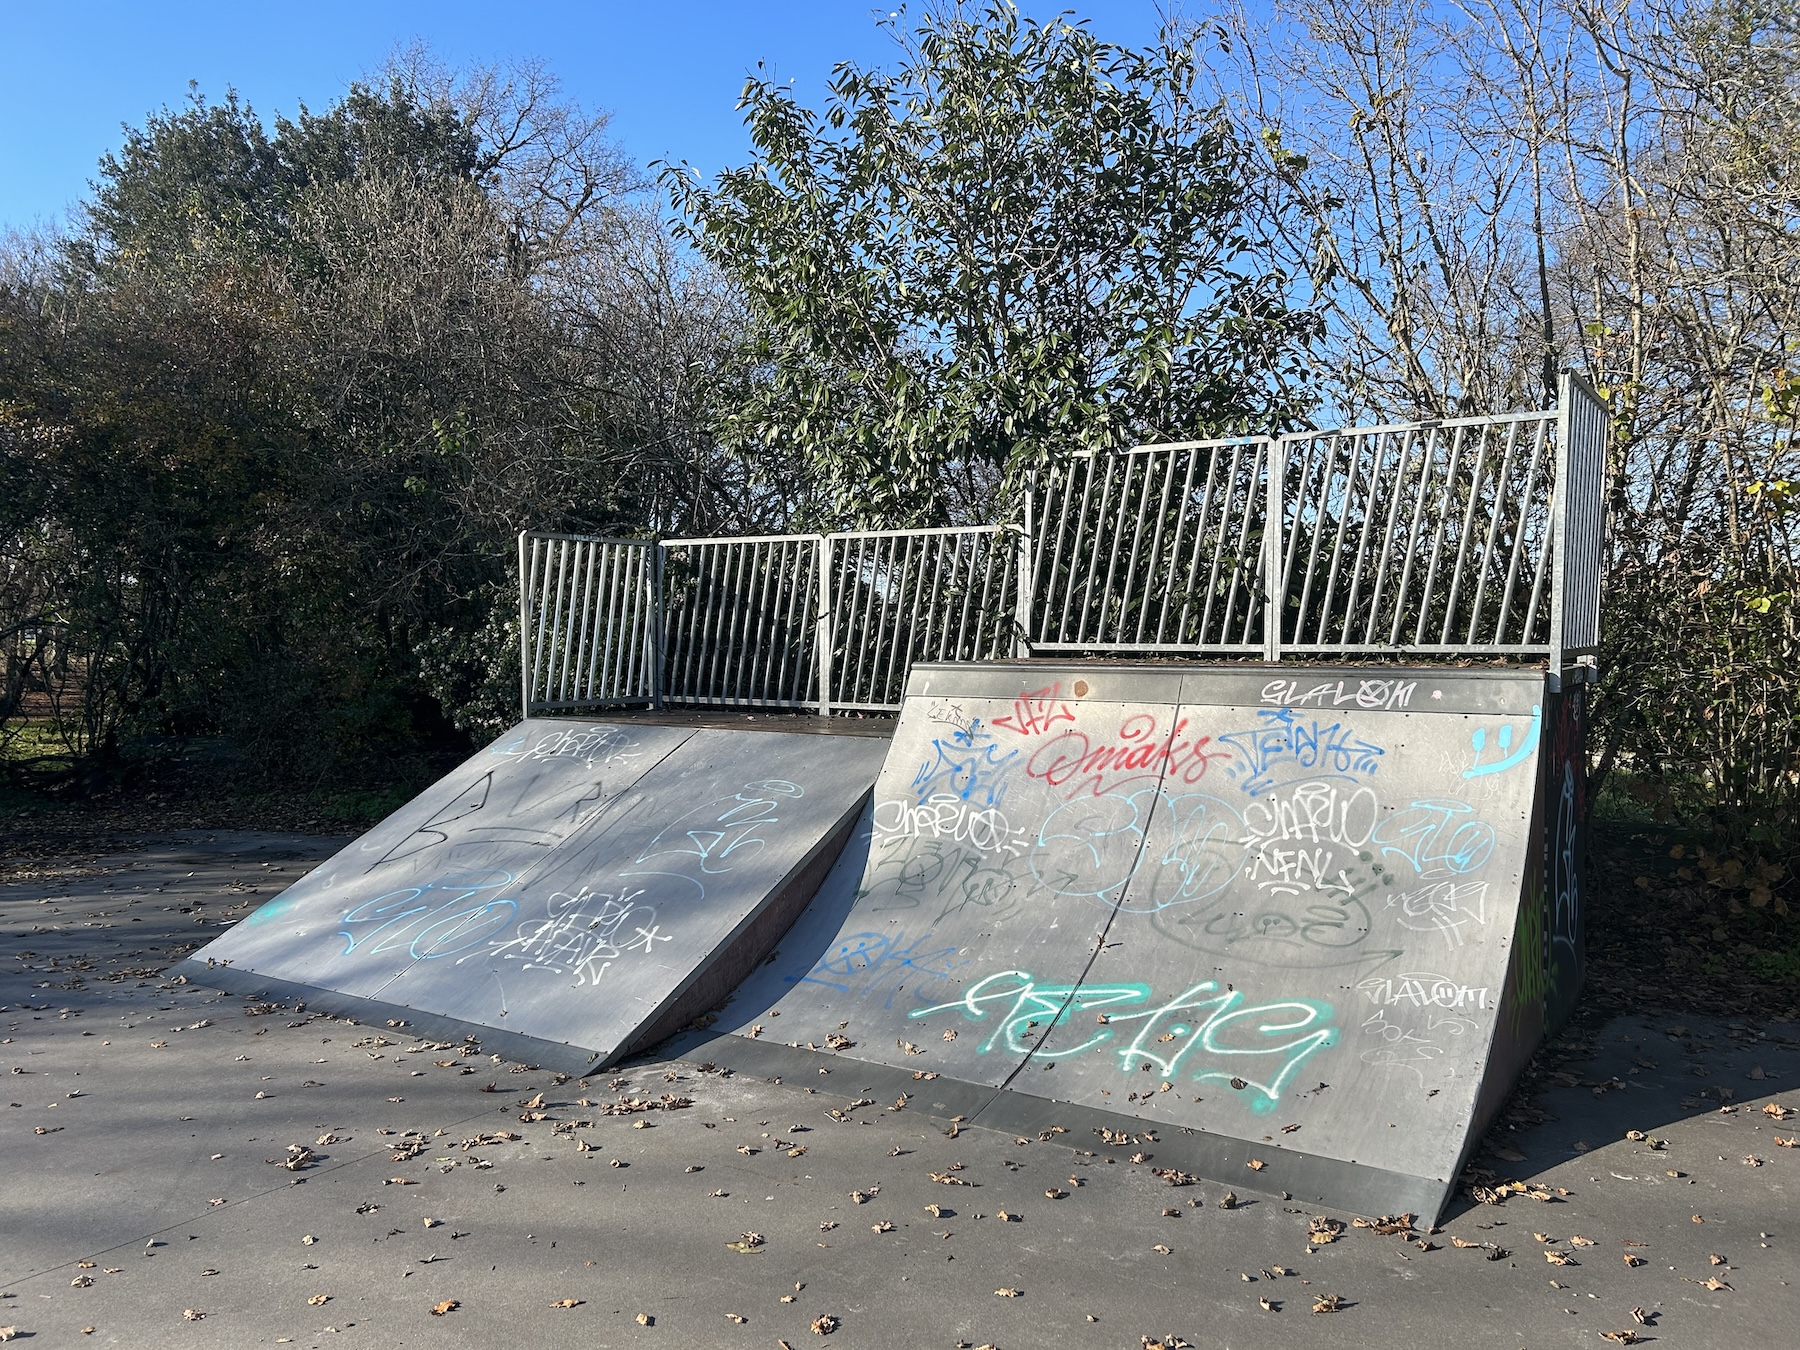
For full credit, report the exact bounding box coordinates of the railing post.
[815,535,834,716]
[1014,475,1035,658]
[1262,436,1284,662]
[517,531,533,719]
[650,542,667,710]
[1549,372,1571,687]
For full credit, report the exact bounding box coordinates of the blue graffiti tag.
[911,720,1019,808]
[1463,705,1542,778]
[339,870,518,960]
[793,930,971,1008]
[908,969,1337,1113]
[1372,799,1496,878]
[1217,709,1386,796]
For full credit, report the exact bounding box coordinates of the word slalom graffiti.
[908,969,1337,1112]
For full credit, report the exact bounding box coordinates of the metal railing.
[519,379,1608,716]
[1027,437,1271,654]
[518,533,657,713]
[827,526,1025,711]
[661,534,824,710]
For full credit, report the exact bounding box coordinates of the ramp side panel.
[715,674,1197,1088]
[186,721,696,997]
[998,681,1545,1184]
[400,729,890,1060]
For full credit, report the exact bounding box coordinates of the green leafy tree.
[668,2,1320,524]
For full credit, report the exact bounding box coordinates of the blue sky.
[1,1,1186,235]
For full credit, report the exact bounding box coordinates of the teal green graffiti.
[909,970,1337,1113]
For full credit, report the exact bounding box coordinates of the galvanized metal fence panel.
[1274,411,1559,655]
[826,526,1024,712]
[519,533,657,714]
[1553,372,1608,662]
[1026,439,1271,653]
[517,388,1607,716]
[659,534,823,710]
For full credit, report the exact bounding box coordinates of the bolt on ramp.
[681,662,1584,1222]
[176,718,890,1072]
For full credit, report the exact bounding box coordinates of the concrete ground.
[2,831,1796,1349]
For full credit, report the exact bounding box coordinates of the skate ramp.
[688,663,1578,1221]
[176,718,890,1072]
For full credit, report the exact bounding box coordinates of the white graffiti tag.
[1385,880,1492,945]
[470,886,670,986]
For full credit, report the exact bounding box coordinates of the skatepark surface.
[4,830,1796,1349]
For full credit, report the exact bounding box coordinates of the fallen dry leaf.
[550,1299,582,1308]
[1623,1253,1645,1268]
[1308,1216,1343,1243]
[1598,1332,1641,1346]
[0,1330,18,1342]
[811,1313,839,1334]
[430,1301,458,1317]
[1247,1158,1266,1171]
[1546,1250,1576,1266]
[307,1294,329,1306]
[995,1287,1020,1297]
[1311,1294,1343,1314]
[183,1309,205,1321]
[725,1312,746,1323]
[1569,1234,1596,1246]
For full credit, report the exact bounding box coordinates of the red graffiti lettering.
[991,683,1078,738]
[1025,714,1231,795]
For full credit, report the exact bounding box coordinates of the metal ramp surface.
[177,718,890,1072]
[681,662,1584,1222]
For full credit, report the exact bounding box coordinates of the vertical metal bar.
[1178,446,1221,644]
[748,537,780,703]
[1312,434,1358,646]
[1078,454,1123,645]
[568,540,598,703]
[1413,423,1466,645]
[1387,425,1441,647]
[518,532,534,718]
[655,543,669,709]
[1365,427,1418,645]
[588,543,616,702]
[1057,456,1097,644]
[1262,436,1284,661]
[845,537,872,705]
[1291,434,1333,646]
[1440,424,1491,644]
[544,538,572,705]
[1196,446,1238,645]
[1495,419,1551,643]
[1466,419,1524,644]
[1154,445,1202,644]
[1016,477,1037,656]
[1115,451,1156,643]
[1340,432,1387,646]
[1550,372,1573,676]
[814,537,832,713]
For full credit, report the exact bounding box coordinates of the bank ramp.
[683,662,1584,1222]
[176,718,889,1072]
